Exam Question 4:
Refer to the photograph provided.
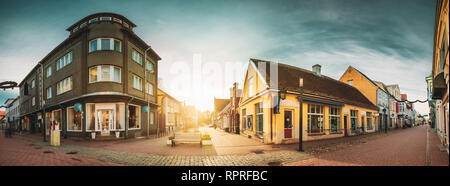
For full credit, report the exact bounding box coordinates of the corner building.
[18,12,161,139]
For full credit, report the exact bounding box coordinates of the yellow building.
[157,88,184,132]
[339,66,392,131]
[431,0,449,151]
[239,59,378,144]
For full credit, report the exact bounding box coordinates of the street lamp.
[296,78,304,152]
[279,89,287,100]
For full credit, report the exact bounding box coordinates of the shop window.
[329,107,341,133]
[67,107,82,131]
[351,110,358,130]
[116,103,125,130]
[307,104,324,133]
[366,112,373,130]
[128,105,141,129]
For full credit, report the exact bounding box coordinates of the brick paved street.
[0,132,121,166]
[285,125,449,166]
[1,125,447,166]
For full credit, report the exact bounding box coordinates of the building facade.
[339,66,391,132]
[4,97,20,130]
[431,0,449,153]
[213,98,230,131]
[157,88,184,132]
[239,59,378,144]
[18,12,161,140]
[386,84,402,128]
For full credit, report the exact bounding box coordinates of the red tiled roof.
[250,58,378,110]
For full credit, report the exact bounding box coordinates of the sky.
[0,0,437,114]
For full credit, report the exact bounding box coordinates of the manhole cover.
[66,151,78,154]
[43,151,54,154]
[252,150,264,154]
[268,162,282,166]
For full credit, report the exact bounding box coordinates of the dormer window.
[123,22,129,28]
[80,22,87,28]
[100,17,112,21]
[113,18,122,24]
[72,27,79,32]
[89,18,98,23]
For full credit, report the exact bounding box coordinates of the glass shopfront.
[86,103,126,133]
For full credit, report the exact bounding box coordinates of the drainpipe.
[38,62,46,142]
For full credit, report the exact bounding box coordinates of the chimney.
[312,64,321,76]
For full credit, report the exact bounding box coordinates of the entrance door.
[284,110,293,138]
[97,109,114,135]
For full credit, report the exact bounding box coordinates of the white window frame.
[89,38,121,53]
[67,106,82,132]
[100,17,112,21]
[32,97,36,106]
[46,66,52,77]
[146,82,154,95]
[56,52,73,71]
[89,18,98,23]
[89,65,121,83]
[132,74,143,90]
[80,22,87,28]
[329,107,341,133]
[128,104,141,130]
[46,87,52,99]
[31,79,35,88]
[56,76,72,95]
[132,49,143,65]
[307,104,324,134]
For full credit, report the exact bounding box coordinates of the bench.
[171,132,201,146]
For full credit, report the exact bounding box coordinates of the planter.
[115,131,120,138]
[91,132,96,139]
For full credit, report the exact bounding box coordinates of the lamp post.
[296,78,304,152]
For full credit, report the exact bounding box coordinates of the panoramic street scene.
[0,0,449,168]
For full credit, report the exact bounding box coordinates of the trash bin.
[50,130,60,146]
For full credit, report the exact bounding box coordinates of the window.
[73,27,78,32]
[56,76,72,95]
[46,87,52,99]
[89,65,121,83]
[32,97,36,106]
[367,112,373,130]
[132,49,143,65]
[31,79,35,88]
[128,105,141,129]
[80,22,87,28]
[307,104,324,133]
[67,107,82,131]
[255,102,264,136]
[329,107,341,133]
[440,27,447,70]
[46,66,52,77]
[132,74,142,90]
[123,22,129,28]
[150,112,155,125]
[351,110,358,130]
[100,17,112,21]
[348,80,353,86]
[89,18,98,23]
[248,77,254,97]
[89,38,121,52]
[113,18,122,23]
[146,82,154,95]
[56,52,73,71]
[146,59,154,72]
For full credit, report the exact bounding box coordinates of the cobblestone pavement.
[285,125,449,166]
[36,142,312,166]
[0,132,121,166]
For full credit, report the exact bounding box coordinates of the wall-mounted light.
[279,89,287,100]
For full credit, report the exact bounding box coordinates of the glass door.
[97,109,114,135]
